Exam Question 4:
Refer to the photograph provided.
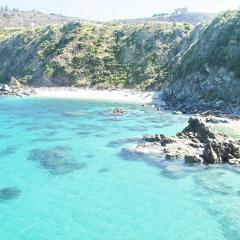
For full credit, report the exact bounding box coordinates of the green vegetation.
[0,28,24,40]
[173,10,240,78]
[0,21,190,89]
[0,9,240,104]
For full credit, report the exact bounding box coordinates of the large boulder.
[183,117,215,142]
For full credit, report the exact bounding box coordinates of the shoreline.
[2,84,240,165]
[34,87,161,104]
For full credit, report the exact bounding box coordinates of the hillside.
[0,9,240,106]
[163,10,240,105]
[0,22,191,88]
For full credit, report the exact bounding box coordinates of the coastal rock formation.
[163,10,240,111]
[124,117,240,165]
[0,84,35,97]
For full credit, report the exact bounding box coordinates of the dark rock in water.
[112,108,127,114]
[184,155,202,164]
[203,139,240,165]
[0,187,21,201]
[144,135,161,143]
[126,117,240,165]
[203,142,220,164]
[28,146,86,175]
[144,134,176,146]
[183,117,215,142]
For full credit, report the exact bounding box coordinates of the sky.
[0,0,239,20]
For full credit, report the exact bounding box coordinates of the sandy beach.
[34,87,161,104]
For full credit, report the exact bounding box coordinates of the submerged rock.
[28,146,86,175]
[0,187,21,201]
[127,117,240,165]
[112,108,127,114]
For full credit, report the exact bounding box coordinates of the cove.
[0,97,239,240]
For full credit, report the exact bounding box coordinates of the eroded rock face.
[126,117,240,165]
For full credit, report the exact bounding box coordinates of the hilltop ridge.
[116,8,216,26]
[0,7,214,29]
[0,8,82,29]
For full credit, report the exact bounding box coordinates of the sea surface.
[0,97,239,240]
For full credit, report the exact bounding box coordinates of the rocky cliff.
[163,10,240,106]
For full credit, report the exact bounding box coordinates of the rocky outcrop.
[124,117,240,165]
[112,108,127,114]
[0,84,35,97]
[163,10,240,109]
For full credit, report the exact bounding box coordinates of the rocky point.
[123,117,240,165]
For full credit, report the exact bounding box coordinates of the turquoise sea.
[0,97,239,240]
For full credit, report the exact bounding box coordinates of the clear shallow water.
[0,97,240,240]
